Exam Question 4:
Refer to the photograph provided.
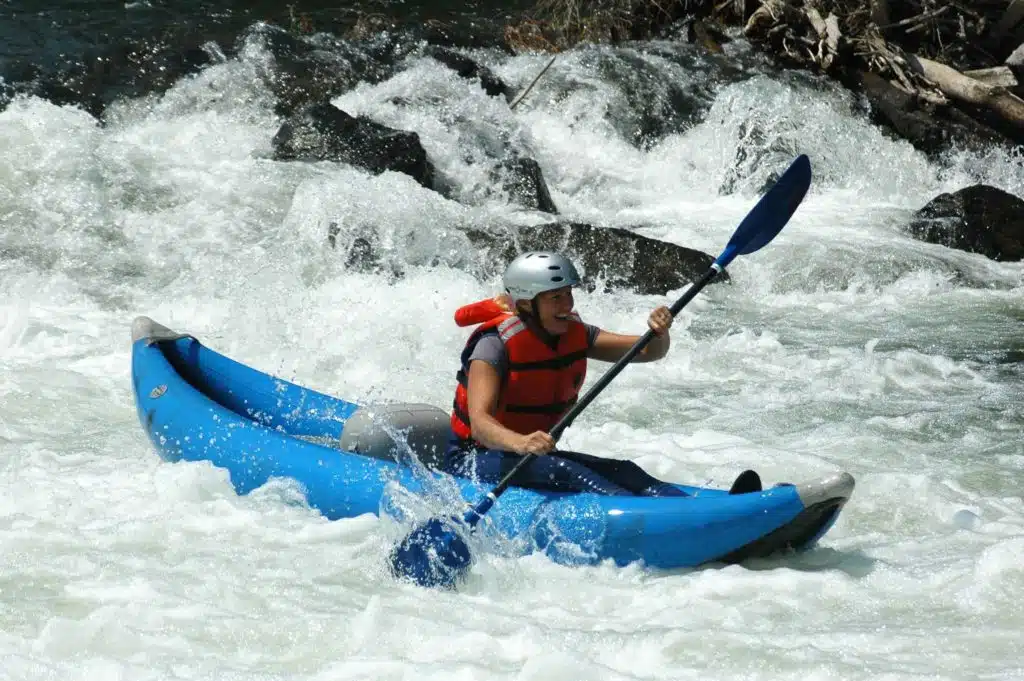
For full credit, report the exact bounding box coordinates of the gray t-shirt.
[468,323,600,376]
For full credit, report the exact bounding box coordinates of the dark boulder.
[240,23,408,116]
[1,36,224,120]
[602,49,718,149]
[490,157,559,214]
[424,46,514,102]
[272,101,435,189]
[908,185,1024,261]
[465,222,726,295]
[326,218,722,295]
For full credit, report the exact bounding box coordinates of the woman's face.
[531,286,575,335]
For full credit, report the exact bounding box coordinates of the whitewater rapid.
[1,36,1022,680]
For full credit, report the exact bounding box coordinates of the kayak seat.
[339,402,450,470]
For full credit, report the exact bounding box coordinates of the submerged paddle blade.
[716,154,812,269]
[389,517,472,589]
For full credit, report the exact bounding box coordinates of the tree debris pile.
[504,0,1024,148]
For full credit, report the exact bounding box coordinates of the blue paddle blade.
[389,517,472,589]
[716,154,812,269]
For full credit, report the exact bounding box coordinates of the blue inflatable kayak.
[129,315,855,570]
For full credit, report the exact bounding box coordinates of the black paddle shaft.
[486,264,722,500]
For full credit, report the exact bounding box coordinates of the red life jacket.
[450,302,589,442]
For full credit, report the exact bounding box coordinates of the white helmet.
[502,251,581,302]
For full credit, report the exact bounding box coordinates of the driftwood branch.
[805,7,841,71]
[806,6,827,37]
[879,5,951,32]
[910,54,1024,131]
[963,66,1019,88]
[513,0,1024,148]
[510,55,556,110]
[823,13,841,70]
[1007,43,1024,66]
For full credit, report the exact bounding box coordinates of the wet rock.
[490,157,559,214]
[241,23,408,117]
[424,46,514,102]
[324,219,468,282]
[342,234,382,273]
[324,217,721,294]
[326,222,396,277]
[908,185,1024,262]
[2,61,104,119]
[687,18,732,53]
[720,120,795,195]
[272,101,435,188]
[488,42,724,149]
[465,222,726,295]
[241,24,352,116]
[1,35,224,119]
[593,49,718,149]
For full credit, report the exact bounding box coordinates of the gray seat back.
[338,403,451,470]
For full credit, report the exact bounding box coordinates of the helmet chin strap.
[519,295,561,349]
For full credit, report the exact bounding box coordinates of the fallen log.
[1007,43,1024,67]
[963,66,1019,89]
[805,7,842,71]
[855,29,947,105]
[908,54,1024,134]
[806,6,826,37]
[823,12,841,71]
[880,5,951,33]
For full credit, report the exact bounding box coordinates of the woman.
[447,251,763,496]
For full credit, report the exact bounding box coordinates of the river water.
[1,4,1022,680]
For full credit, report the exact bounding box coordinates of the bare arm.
[588,329,668,363]
[587,305,673,363]
[466,360,554,454]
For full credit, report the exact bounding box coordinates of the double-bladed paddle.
[389,154,813,589]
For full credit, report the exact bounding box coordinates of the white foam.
[0,37,1021,681]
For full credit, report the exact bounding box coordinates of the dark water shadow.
[650,545,879,582]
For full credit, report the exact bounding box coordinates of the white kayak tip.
[131,316,185,344]
[795,471,856,508]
